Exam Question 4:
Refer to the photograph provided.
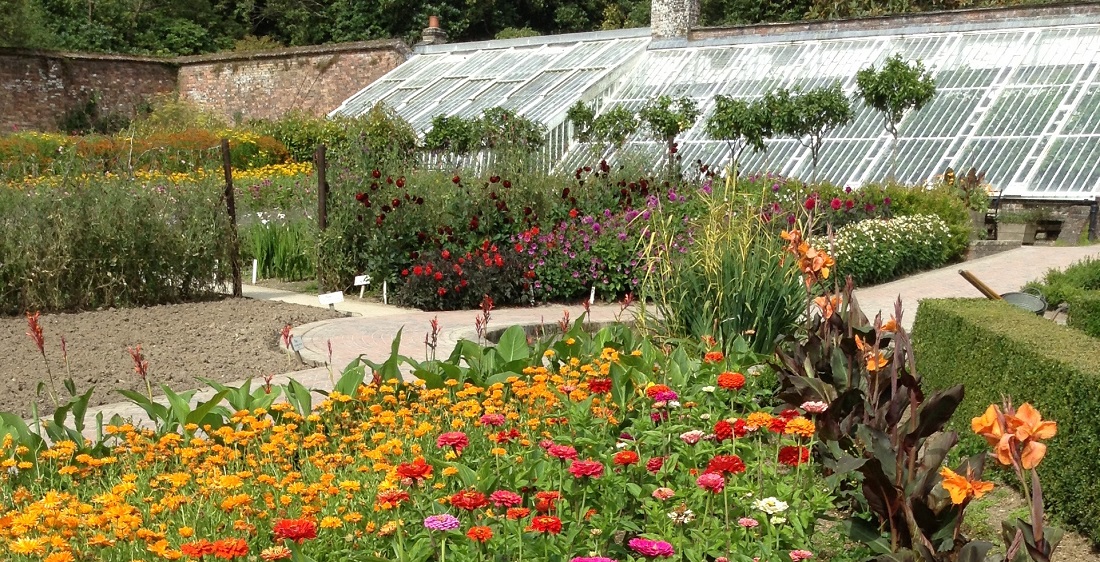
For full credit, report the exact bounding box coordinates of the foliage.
[639,95,701,176]
[394,240,530,310]
[704,95,773,173]
[240,214,316,282]
[0,177,234,314]
[57,91,131,136]
[477,107,547,154]
[494,26,541,39]
[830,215,954,287]
[771,84,854,181]
[856,54,937,178]
[423,115,482,156]
[912,298,1100,543]
[128,95,229,136]
[1022,256,1100,306]
[939,166,991,213]
[0,320,837,562]
[569,102,642,152]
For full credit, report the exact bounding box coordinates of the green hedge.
[1068,291,1100,338]
[912,298,1100,543]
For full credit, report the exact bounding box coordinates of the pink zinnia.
[651,487,675,501]
[548,444,578,460]
[489,490,523,508]
[436,431,469,452]
[679,430,704,445]
[789,550,814,561]
[738,517,759,528]
[569,459,605,479]
[801,401,828,414]
[480,413,506,426]
[696,472,725,493]
[571,558,617,562]
[628,538,675,558]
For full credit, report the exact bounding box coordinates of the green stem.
[441,536,446,562]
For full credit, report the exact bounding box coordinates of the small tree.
[704,95,773,179]
[639,95,700,178]
[856,54,937,180]
[567,101,640,158]
[772,84,853,183]
[423,114,480,168]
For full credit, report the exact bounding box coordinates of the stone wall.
[651,0,700,38]
[0,40,409,132]
[176,40,409,123]
[0,50,177,132]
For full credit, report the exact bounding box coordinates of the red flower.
[453,175,461,184]
[589,378,612,393]
[645,384,671,399]
[534,491,560,513]
[778,409,801,420]
[717,372,746,390]
[437,431,469,452]
[412,266,424,276]
[376,490,411,509]
[830,197,841,211]
[705,454,746,476]
[489,490,523,507]
[569,208,579,218]
[714,420,733,442]
[703,351,724,363]
[401,269,409,277]
[646,456,665,474]
[213,538,249,560]
[182,539,215,559]
[547,444,577,461]
[769,417,788,434]
[506,507,531,520]
[804,197,817,210]
[450,490,489,511]
[466,526,493,542]
[613,450,639,466]
[529,515,562,534]
[778,445,810,467]
[434,271,444,281]
[372,169,381,179]
[396,177,406,188]
[396,457,433,482]
[569,459,605,479]
[442,250,451,260]
[273,518,317,543]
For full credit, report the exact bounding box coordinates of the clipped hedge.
[1068,291,1100,338]
[912,298,1100,543]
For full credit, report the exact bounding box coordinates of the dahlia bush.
[0,324,834,562]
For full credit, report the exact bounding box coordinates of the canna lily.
[973,402,1056,469]
[939,466,994,505]
[971,404,1005,447]
[813,295,841,320]
[1006,402,1057,443]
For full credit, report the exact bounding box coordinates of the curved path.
[73,244,1100,435]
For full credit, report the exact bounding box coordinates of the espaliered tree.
[856,54,937,180]
[772,83,853,183]
[638,95,700,179]
[704,95,774,179]
[424,108,545,168]
[567,101,641,158]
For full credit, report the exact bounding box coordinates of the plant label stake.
[290,335,305,363]
[589,286,596,305]
[383,280,388,305]
[319,291,344,311]
[251,259,258,285]
[354,275,371,299]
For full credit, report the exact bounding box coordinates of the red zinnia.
[714,419,748,441]
[769,417,788,434]
[613,450,640,466]
[376,490,411,509]
[778,445,810,467]
[450,490,489,511]
[705,454,746,476]
[569,459,605,479]
[212,538,249,560]
[717,372,746,390]
[646,456,665,474]
[182,539,215,559]
[645,384,671,399]
[534,490,560,513]
[588,378,612,393]
[529,515,563,534]
[547,444,578,461]
[703,351,724,363]
[396,457,433,482]
[436,431,469,453]
[506,507,531,520]
[273,518,317,543]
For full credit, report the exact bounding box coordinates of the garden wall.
[176,40,410,123]
[0,40,410,132]
[0,49,177,132]
[912,298,1100,543]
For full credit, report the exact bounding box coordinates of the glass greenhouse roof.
[334,12,1100,199]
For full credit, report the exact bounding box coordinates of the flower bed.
[0,323,835,562]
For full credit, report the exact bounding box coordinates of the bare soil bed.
[1,298,342,417]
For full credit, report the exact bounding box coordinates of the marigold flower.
[466,525,493,542]
[717,372,745,390]
[528,515,562,534]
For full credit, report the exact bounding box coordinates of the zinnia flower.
[645,384,671,399]
[466,526,493,542]
[548,444,578,460]
[273,518,317,543]
[705,454,745,475]
[613,450,639,466]
[703,351,724,363]
[571,558,617,562]
[569,459,605,479]
[396,457,433,482]
[778,446,810,467]
[717,372,745,390]
[679,430,705,445]
[800,401,828,414]
[181,539,215,559]
[789,550,814,561]
[489,490,523,507]
[754,497,789,515]
[652,487,675,500]
[212,538,248,560]
[696,472,725,493]
[450,490,489,511]
[437,431,469,453]
[646,457,665,473]
[738,517,759,528]
[784,417,816,438]
[628,537,675,558]
[506,507,531,520]
[260,546,292,561]
[479,413,505,426]
[424,514,461,531]
[529,515,562,534]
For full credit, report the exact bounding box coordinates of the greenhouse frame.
[333,4,1100,200]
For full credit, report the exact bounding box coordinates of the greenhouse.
[333,5,1100,199]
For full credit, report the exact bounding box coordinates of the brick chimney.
[421,15,448,45]
[651,0,699,38]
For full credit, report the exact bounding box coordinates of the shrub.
[1067,291,1100,338]
[831,214,952,286]
[912,298,1100,542]
[879,181,970,259]
[1024,256,1100,306]
[0,177,234,313]
[394,240,529,310]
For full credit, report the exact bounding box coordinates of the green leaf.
[495,325,529,363]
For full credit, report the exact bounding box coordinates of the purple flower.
[628,538,675,558]
[572,558,617,562]
[424,514,460,531]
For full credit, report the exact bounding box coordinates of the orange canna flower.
[1006,403,1057,443]
[971,404,1005,447]
[939,466,994,505]
[974,403,1056,470]
[813,295,841,320]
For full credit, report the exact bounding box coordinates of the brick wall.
[0,50,177,132]
[176,40,409,123]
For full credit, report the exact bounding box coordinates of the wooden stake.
[221,138,242,298]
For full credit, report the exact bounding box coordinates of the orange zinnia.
[466,526,493,542]
[939,467,994,505]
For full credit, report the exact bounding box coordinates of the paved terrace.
[74,244,1100,435]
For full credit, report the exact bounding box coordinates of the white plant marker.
[589,286,596,305]
[354,274,371,299]
[251,259,258,285]
[383,280,388,305]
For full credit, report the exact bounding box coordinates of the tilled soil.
[1,298,342,417]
